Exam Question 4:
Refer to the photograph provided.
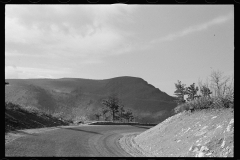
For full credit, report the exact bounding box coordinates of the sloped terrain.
[5,77,177,123]
[121,108,234,157]
[5,102,69,133]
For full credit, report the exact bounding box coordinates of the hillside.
[5,102,69,133]
[5,77,177,123]
[130,108,233,157]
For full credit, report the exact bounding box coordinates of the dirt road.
[5,125,151,157]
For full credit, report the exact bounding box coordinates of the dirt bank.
[120,108,234,157]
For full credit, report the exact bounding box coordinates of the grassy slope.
[134,108,234,157]
[5,103,70,133]
[5,77,177,123]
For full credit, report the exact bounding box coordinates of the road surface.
[5,125,152,157]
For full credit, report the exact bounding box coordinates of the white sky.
[5,4,234,96]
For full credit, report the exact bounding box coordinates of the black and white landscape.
[5,4,234,157]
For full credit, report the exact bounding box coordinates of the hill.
[5,102,69,133]
[131,108,233,157]
[5,77,177,123]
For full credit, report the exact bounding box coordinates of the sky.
[5,4,234,96]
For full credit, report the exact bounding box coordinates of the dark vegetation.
[5,102,70,133]
[5,77,177,123]
[174,70,234,113]
[94,94,134,123]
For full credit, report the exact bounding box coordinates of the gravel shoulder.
[119,132,153,157]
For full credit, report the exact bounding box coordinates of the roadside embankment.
[120,108,233,157]
[5,102,70,133]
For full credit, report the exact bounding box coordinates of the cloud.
[151,11,233,44]
[5,66,19,79]
[6,4,136,30]
[5,4,137,62]
[5,66,71,79]
[80,59,103,65]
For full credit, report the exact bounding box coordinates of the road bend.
[5,125,152,157]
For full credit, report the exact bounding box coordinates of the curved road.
[5,125,152,157]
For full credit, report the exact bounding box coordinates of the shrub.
[188,97,214,111]
[174,103,191,114]
[52,112,64,119]
[22,105,40,114]
[5,102,22,111]
[174,94,234,114]
[73,115,88,124]
[174,70,234,114]
[174,97,214,113]
[211,94,234,109]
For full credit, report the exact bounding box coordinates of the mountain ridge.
[5,76,177,123]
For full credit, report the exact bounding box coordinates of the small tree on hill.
[118,104,125,122]
[123,109,134,122]
[210,70,231,97]
[174,80,187,105]
[200,85,212,98]
[102,94,120,122]
[114,114,120,121]
[94,113,101,121]
[186,83,199,101]
[101,107,109,121]
[225,74,234,97]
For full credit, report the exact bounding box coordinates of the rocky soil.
[120,108,234,157]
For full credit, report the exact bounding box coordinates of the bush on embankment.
[174,94,234,113]
[174,70,234,113]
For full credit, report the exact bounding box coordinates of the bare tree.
[198,77,210,90]
[225,74,234,96]
[210,70,232,97]
[198,77,212,98]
